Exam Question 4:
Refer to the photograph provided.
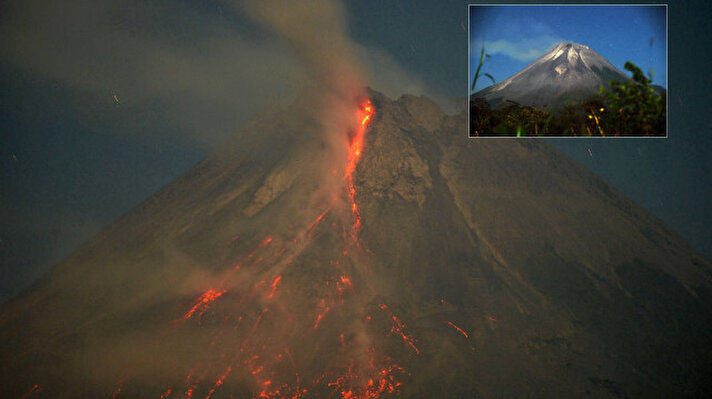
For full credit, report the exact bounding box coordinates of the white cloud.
[484,38,561,61]
[471,17,568,62]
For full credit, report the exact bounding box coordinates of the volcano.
[474,43,631,109]
[1,89,711,398]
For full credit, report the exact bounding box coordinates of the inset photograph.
[469,5,667,137]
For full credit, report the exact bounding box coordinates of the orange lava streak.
[345,100,373,178]
[205,366,232,399]
[306,209,330,235]
[159,387,172,398]
[378,304,420,355]
[159,99,395,399]
[344,100,374,242]
[178,235,276,323]
[447,321,469,338]
[267,275,282,299]
[182,289,227,321]
[391,316,420,355]
[183,367,206,399]
[314,299,331,329]
[314,310,329,329]
[324,350,406,399]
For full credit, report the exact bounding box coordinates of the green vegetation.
[469,61,666,137]
[470,45,496,93]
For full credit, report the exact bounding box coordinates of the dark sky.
[1,0,710,303]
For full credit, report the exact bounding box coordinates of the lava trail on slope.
[95,99,420,399]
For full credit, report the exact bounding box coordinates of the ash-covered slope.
[474,43,630,109]
[1,89,711,399]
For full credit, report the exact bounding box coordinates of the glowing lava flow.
[321,349,407,399]
[205,366,232,399]
[346,100,373,178]
[313,299,331,329]
[181,289,227,322]
[161,99,390,399]
[179,101,373,326]
[267,275,282,299]
[345,100,374,241]
[447,321,469,339]
[379,304,420,355]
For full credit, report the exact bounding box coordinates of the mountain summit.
[0,89,710,398]
[474,42,629,109]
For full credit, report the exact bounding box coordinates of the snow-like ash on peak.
[475,42,629,109]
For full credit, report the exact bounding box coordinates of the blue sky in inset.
[469,5,667,93]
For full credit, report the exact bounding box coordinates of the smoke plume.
[240,0,371,221]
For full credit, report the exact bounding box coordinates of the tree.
[600,61,666,136]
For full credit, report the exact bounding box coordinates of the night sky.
[1,0,710,303]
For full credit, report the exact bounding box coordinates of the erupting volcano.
[1,89,711,398]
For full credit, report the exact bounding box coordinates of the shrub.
[599,62,666,136]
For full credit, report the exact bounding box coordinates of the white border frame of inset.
[467,3,668,139]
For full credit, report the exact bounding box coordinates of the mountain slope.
[474,43,630,109]
[0,89,710,398]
